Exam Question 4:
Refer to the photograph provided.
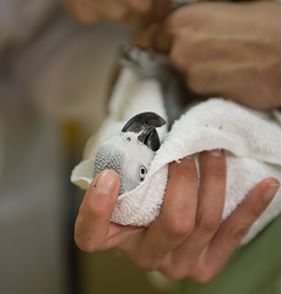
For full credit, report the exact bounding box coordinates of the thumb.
[74,169,121,252]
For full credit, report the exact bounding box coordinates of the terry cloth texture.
[71,67,281,244]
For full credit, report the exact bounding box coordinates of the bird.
[93,112,166,194]
[93,45,202,194]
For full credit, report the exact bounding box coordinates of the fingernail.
[94,170,118,194]
[211,149,224,157]
[264,182,280,201]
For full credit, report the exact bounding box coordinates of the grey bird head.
[93,112,166,194]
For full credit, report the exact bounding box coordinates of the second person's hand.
[155,1,281,110]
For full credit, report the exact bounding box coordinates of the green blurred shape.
[176,216,281,294]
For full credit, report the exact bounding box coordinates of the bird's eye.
[139,166,147,181]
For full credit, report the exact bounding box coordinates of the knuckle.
[166,16,179,31]
[166,14,184,31]
[187,67,204,93]
[201,153,226,179]
[74,234,95,252]
[110,10,127,21]
[71,4,95,24]
[190,265,214,284]
[256,188,275,208]
[165,268,187,280]
[164,217,194,239]
[176,167,196,184]
[168,6,200,29]
[169,158,197,183]
[137,5,151,14]
[243,195,267,219]
[129,0,151,14]
[249,204,264,218]
[170,46,185,69]
[232,224,250,242]
[137,259,159,272]
[191,271,213,284]
[181,4,202,17]
[170,32,195,70]
[196,214,220,234]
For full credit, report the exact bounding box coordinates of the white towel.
[71,67,281,244]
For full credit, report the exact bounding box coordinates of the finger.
[185,59,267,105]
[196,150,226,234]
[186,55,280,110]
[169,30,252,72]
[161,2,250,34]
[156,1,266,55]
[63,0,98,24]
[177,151,226,262]
[127,0,153,14]
[153,22,173,53]
[166,1,273,34]
[74,169,120,252]
[160,150,226,279]
[92,0,128,21]
[126,0,170,33]
[135,156,199,268]
[191,178,280,280]
[154,3,209,52]
[164,3,211,32]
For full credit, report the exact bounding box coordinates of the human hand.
[74,150,279,282]
[62,0,170,29]
[155,1,281,110]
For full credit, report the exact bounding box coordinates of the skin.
[155,1,281,110]
[62,0,281,109]
[64,0,281,282]
[63,0,280,109]
[75,151,280,282]
[62,0,170,29]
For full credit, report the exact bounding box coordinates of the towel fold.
[72,67,281,244]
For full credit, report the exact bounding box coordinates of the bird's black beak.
[121,112,166,151]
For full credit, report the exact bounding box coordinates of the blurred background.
[0,0,173,293]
